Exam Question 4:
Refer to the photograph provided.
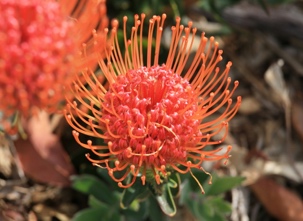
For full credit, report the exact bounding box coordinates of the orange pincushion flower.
[65,14,241,190]
[0,0,109,133]
[0,0,75,119]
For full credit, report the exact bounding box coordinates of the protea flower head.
[65,14,241,191]
[0,0,108,134]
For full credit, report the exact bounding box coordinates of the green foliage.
[180,171,245,221]
[149,197,169,221]
[73,206,123,221]
[71,170,244,221]
[155,182,177,217]
[71,174,150,221]
[72,175,116,204]
[120,180,149,209]
[206,175,245,196]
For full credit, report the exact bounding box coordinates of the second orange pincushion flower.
[65,14,241,190]
[0,0,108,134]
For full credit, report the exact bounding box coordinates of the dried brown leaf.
[14,111,74,186]
[250,176,303,221]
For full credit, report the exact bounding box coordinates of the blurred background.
[1,0,303,220]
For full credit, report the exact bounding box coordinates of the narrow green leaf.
[120,180,149,209]
[72,207,107,221]
[108,213,123,221]
[179,180,191,206]
[168,173,180,197]
[168,177,177,188]
[122,201,149,221]
[206,176,245,196]
[185,198,201,220]
[148,197,168,221]
[88,195,108,209]
[208,197,232,214]
[71,175,116,204]
[155,185,176,217]
[184,195,212,221]
[198,200,215,219]
[211,211,227,221]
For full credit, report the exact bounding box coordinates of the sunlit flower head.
[0,0,108,134]
[65,14,241,190]
[0,0,75,119]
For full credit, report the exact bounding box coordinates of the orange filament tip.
[141,176,146,185]
[126,147,132,158]
[155,174,161,184]
[72,130,78,135]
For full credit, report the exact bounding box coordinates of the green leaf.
[167,173,180,197]
[72,175,116,204]
[72,207,108,221]
[73,195,123,221]
[178,180,191,206]
[198,201,215,220]
[96,168,123,192]
[148,197,168,221]
[208,197,232,214]
[155,184,176,217]
[88,195,108,209]
[122,200,149,221]
[184,198,199,219]
[120,180,149,209]
[186,197,229,221]
[211,211,227,221]
[206,176,245,196]
[184,195,212,221]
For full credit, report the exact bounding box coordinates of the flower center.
[102,65,202,169]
